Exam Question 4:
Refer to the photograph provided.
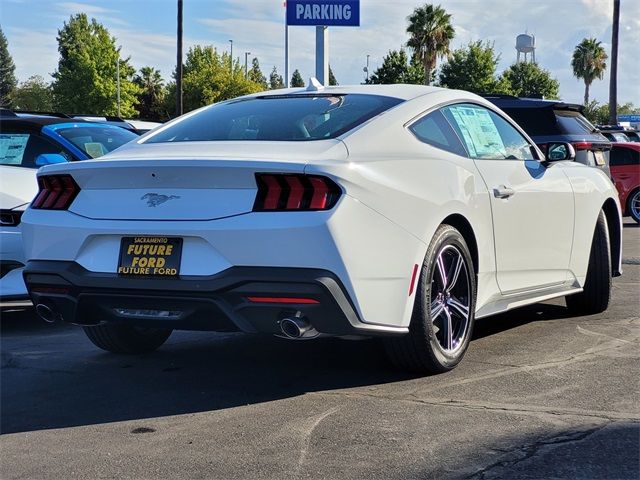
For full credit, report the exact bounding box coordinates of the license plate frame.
[118,236,183,277]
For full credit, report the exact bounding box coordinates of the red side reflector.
[246,297,320,304]
[408,264,419,296]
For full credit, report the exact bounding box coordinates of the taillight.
[253,174,341,211]
[572,141,593,151]
[32,174,80,210]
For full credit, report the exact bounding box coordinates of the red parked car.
[609,142,640,223]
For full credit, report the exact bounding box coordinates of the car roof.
[611,142,640,151]
[245,83,444,101]
[0,116,91,129]
[483,95,584,112]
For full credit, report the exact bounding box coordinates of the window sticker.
[0,134,29,165]
[448,106,507,158]
[84,142,106,158]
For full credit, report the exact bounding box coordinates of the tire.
[384,225,476,374]
[566,210,611,315]
[628,189,640,224]
[83,323,172,354]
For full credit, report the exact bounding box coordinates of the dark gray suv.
[484,95,612,175]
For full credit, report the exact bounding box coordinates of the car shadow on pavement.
[0,301,573,435]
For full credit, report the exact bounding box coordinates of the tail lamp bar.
[32,174,80,210]
[253,173,341,211]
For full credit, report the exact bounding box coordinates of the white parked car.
[20,85,622,373]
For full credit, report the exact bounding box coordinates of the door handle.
[493,185,515,199]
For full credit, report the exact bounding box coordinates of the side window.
[0,133,71,168]
[409,110,468,157]
[442,103,536,160]
[610,147,640,166]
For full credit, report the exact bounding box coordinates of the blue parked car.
[0,114,138,303]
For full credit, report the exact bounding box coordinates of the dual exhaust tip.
[279,316,319,339]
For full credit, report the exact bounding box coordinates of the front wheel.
[83,323,172,354]
[384,225,476,374]
[566,210,611,315]
[628,189,640,224]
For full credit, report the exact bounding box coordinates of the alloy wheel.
[429,245,472,354]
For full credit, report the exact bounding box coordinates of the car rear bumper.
[23,260,408,337]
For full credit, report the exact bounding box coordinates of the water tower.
[516,33,536,63]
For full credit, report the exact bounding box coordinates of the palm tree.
[406,4,455,86]
[571,38,607,106]
[609,0,620,125]
[134,67,165,120]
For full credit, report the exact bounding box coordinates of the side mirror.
[35,153,68,167]
[544,142,576,163]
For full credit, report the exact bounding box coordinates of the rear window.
[56,126,137,158]
[500,107,596,137]
[145,94,403,143]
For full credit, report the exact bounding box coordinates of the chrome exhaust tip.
[280,316,319,339]
[35,303,59,323]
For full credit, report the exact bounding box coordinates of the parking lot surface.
[1,222,639,479]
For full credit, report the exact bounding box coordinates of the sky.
[2,0,639,106]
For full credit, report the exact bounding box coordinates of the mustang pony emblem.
[141,193,180,207]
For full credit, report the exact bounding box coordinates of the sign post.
[285,0,360,86]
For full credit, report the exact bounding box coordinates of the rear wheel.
[83,324,172,354]
[628,189,640,224]
[566,211,611,314]
[384,225,476,374]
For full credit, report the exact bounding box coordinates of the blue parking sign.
[286,0,360,27]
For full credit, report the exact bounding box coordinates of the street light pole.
[229,40,233,73]
[116,51,121,116]
[365,54,370,82]
[176,0,183,116]
[245,51,251,79]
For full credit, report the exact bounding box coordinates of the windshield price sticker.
[118,237,182,276]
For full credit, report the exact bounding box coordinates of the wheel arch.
[441,213,479,276]
[602,197,622,277]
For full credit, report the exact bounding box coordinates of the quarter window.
[610,147,640,166]
[442,104,536,160]
[409,110,468,157]
[0,133,71,169]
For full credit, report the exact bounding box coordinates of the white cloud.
[5,0,639,106]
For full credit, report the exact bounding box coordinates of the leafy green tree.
[134,67,166,120]
[0,26,17,107]
[269,66,285,89]
[439,41,511,94]
[501,62,560,99]
[290,69,305,87]
[406,4,455,85]
[328,65,338,86]
[366,50,424,85]
[10,75,54,111]
[248,57,268,89]
[583,100,639,125]
[571,37,607,105]
[52,14,139,116]
[179,45,263,112]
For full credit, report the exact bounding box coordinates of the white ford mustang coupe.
[21,84,622,373]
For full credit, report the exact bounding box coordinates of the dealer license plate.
[118,237,182,276]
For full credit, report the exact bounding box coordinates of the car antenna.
[306,77,324,92]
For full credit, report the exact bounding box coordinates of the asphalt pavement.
[1,220,638,479]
